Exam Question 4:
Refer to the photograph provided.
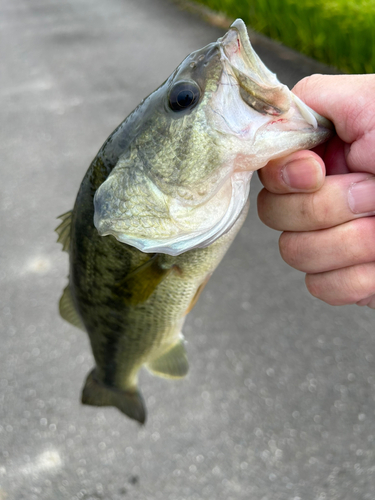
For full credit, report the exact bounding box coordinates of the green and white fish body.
[56,19,332,423]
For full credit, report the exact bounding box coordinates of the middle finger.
[279,217,375,274]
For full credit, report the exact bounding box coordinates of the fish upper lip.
[218,20,292,116]
[218,19,334,133]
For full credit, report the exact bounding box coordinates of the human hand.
[257,74,375,308]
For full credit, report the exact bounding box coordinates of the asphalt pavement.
[1,1,374,499]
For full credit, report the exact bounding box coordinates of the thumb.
[258,150,325,194]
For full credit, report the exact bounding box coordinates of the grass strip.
[192,0,375,73]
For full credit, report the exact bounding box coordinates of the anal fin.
[147,339,189,378]
[59,284,85,331]
[81,369,146,424]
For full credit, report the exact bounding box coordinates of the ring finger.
[305,262,375,306]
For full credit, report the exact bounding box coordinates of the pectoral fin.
[59,284,85,331]
[117,255,179,306]
[81,369,146,424]
[147,339,189,378]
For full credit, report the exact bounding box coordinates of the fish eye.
[169,81,200,112]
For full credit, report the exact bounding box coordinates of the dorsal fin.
[55,210,72,252]
[59,285,85,331]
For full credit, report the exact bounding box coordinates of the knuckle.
[279,232,302,268]
[365,295,375,309]
[348,265,373,297]
[305,271,348,306]
[349,218,375,260]
[305,274,325,301]
[300,191,329,228]
[339,221,364,263]
[256,189,268,222]
[257,164,272,187]
[257,189,278,229]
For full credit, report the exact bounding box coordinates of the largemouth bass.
[56,19,332,424]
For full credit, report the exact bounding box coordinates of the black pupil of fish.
[177,89,194,107]
[169,83,199,111]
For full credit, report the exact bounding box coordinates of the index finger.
[293,74,375,174]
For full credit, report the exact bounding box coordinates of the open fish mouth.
[218,19,333,130]
[219,19,291,117]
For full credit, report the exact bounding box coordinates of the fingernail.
[348,178,375,214]
[282,157,323,190]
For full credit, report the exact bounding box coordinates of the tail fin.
[81,369,146,424]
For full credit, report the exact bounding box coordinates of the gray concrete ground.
[1,1,374,499]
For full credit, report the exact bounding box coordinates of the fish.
[56,19,333,424]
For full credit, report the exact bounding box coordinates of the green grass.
[194,0,375,73]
